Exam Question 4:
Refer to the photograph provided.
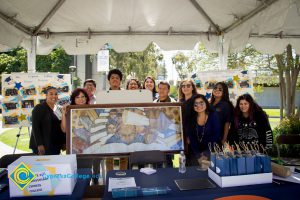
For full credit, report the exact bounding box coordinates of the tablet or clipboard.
[174,178,216,191]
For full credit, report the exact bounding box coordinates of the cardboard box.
[208,168,272,188]
[8,155,77,197]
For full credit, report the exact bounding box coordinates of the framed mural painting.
[66,103,184,156]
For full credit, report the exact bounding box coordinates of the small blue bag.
[236,155,246,175]
[210,152,216,172]
[229,156,238,176]
[260,155,271,173]
[254,155,262,173]
[215,155,230,176]
[245,155,255,174]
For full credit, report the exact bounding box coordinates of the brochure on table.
[108,177,136,192]
[8,155,77,197]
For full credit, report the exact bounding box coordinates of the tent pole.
[27,36,37,73]
[218,35,228,70]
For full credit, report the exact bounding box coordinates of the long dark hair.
[234,93,266,128]
[190,94,212,121]
[211,82,228,103]
[143,76,157,93]
[211,81,234,111]
[70,88,90,105]
[178,79,197,102]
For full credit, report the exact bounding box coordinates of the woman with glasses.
[210,82,234,145]
[178,79,198,161]
[229,94,273,149]
[143,76,158,100]
[178,79,198,102]
[61,88,90,132]
[126,78,142,90]
[186,94,221,166]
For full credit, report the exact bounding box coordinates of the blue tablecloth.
[103,167,300,200]
[0,168,91,200]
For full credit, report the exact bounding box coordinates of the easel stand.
[13,126,31,154]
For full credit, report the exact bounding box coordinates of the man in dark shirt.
[153,81,176,102]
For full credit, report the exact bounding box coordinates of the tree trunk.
[276,54,286,121]
[286,44,293,117]
[279,81,284,121]
[276,45,299,120]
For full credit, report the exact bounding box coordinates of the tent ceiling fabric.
[0,0,299,54]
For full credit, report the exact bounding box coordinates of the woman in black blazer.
[29,87,65,155]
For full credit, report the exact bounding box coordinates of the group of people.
[29,68,273,167]
[178,80,273,166]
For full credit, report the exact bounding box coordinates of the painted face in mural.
[107,123,117,134]
[239,99,250,114]
[119,124,137,144]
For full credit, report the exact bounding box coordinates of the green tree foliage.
[227,44,276,72]
[0,47,72,74]
[0,47,27,73]
[192,44,218,71]
[157,61,167,80]
[171,52,189,80]
[38,47,72,73]
[109,42,163,82]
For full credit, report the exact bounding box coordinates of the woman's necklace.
[196,114,207,143]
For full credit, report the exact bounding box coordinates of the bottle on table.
[179,151,186,173]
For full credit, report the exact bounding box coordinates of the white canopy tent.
[0,0,300,72]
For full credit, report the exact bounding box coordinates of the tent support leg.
[27,36,37,73]
[218,35,228,70]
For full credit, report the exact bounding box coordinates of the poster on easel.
[191,70,254,105]
[1,73,71,128]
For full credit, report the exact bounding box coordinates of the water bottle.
[179,151,186,173]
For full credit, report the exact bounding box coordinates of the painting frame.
[66,103,184,157]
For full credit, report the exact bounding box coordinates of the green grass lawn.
[0,127,30,152]
[264,109,280,117]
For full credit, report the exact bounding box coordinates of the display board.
[1,73,71,128]
[96,90,153,104]
[192,70,254,104]
[67,103,184,155]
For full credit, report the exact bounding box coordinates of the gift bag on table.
[215,155,230,176]
[236,155,246,175]
[245,154,255,174]
[229,156,238,176]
